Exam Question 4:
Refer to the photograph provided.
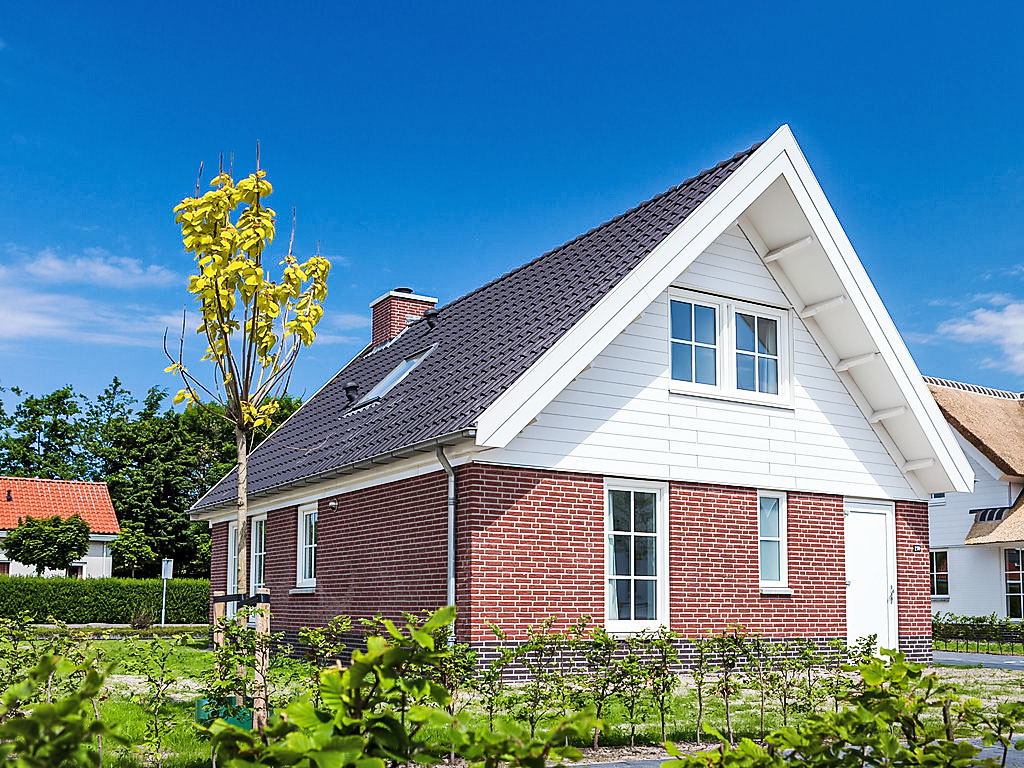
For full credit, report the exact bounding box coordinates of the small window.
[297,504,318,587]
[930,550,949,597]
[605,481,667,631]
[0,562,8,576]
[930,493,946,506]
[736,312,779,395]
[1007,549,1023,619]
[359,347,433,405]
[251,517,267,593]
[670,300,718,385]
[758,491,787,588]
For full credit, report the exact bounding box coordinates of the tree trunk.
[234,425,248,596]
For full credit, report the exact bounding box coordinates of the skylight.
[358,347,433,405]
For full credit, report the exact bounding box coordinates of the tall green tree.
[0,386,89,479]
[167,157,329,595]
[1,514,90,575]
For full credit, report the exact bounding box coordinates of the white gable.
[474,126,973,496]
[482,226,917,500]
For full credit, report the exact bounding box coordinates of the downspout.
[435,446,456,642]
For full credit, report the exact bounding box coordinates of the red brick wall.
[895,500,931,638]
[455,464,605,641]
[371,296,435,346]
[240,471,449,635]
[670,483,845,636]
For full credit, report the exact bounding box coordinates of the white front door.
[844,500,898,649]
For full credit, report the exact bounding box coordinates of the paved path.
[933,650,1024,670]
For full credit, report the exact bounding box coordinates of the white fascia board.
[475,127,796,448]
[474,124,973,494]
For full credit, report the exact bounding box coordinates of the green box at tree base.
[195,698,273,731]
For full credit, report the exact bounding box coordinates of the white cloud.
[330,312,370,330]
[939,300,1024,374]
[16,246,178,289]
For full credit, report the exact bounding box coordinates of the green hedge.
[0,576,210,624]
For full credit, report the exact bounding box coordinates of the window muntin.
[930,550,948,597]
[668,289,789,403]
[1007,549,1023,619]
[736,312,779,395]
[605,482,667,631]
[297,504,318,587]
[359,347,433,405]
[757,491,787,587]
[670,301,718,385]
[251,517,266,593]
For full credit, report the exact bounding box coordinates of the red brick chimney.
[370,288,438,347]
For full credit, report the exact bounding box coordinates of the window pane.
[634,536,656,576]
[612,579,631,620]
[611,491,631,531]
[736,313,756,352]
[736,353,755,391]
[759,496,780,538]
[671,342,693,382]
[612,535,631,575]
[760,540,781,582]
[1009,579,1022,595]
[670,301,692,341]
[934,551,948,572]
[634,580,656,620]
[694,345,717,385]
[757,316,778,355]
[758,357,779,395]
[634,493,656,532]
[1007,549,1021,573]
[1010,595,1023,620]
[694,305,716,345]
[934,574,948,596]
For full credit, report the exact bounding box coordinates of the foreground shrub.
[0,576,209,624]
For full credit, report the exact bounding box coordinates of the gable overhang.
[474,125,974,497]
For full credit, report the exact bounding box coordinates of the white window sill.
[931,595,950,602]
[606,621,666,636]
[668,387,794,411]
[290,586,316,595]
[760,586,794,596]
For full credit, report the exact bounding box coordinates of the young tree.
[1,514,90,575]
[108,520,156,577]
[167,156,329,595]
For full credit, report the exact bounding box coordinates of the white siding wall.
[484,226,916,500]
[0,535,113,579]
[930,431,1019,617]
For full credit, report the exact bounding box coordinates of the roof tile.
[0,477,120,534]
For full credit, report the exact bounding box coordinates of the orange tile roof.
[0,477,120,534]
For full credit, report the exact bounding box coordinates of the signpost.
[160,558,173,626]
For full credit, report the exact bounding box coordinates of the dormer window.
[668,288,790,405]
[358,347,433,405]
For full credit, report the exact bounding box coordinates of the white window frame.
[929,493,946,506]
[757,490,788,591]
[604,478,669,634]
[1005,548,1024,620]
[930,549,949,598]
[250,515,267,595]
[296,503,318,588]
[226,521,239,617]
[667,288,792,407]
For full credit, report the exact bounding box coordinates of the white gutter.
[434,446,457,624]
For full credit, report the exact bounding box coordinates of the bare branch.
[194,161,204,197]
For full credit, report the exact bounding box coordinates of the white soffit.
[474,125,974,495]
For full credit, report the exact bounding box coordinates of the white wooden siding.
[484,226,916,500]
[929,430,1019,617]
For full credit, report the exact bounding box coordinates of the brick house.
[191,126,974,662]
[0,477,120,578]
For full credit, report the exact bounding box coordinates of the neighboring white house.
[926,377,1024,617]
[0,476,120,578]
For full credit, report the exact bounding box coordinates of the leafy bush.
[0,576,209,624]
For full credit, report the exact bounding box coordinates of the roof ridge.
[923,375,1023,401]
[423,141,765,318]
[0,476,108,485]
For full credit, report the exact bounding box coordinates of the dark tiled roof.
[193,141,762,511]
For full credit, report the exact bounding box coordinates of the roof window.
[357,347,433,406]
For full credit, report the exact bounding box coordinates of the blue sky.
[1,1,1022,405]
